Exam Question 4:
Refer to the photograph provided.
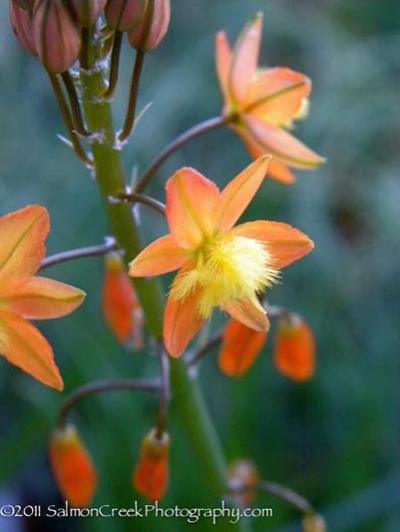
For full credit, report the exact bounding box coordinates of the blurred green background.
[1,0,399,530]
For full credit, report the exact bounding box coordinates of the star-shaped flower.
[129,157,314,357]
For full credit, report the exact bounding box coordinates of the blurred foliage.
[0,0,400,531]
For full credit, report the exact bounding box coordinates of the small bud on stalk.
[302,513,327,532]
[33,0,81,73]
[127,0,170,51]
[105,0,146,31]
[49,424,97,507]
[133,428,169,501]
[68,0,107,27]
[9,1,37,56]
[227,459,259,507]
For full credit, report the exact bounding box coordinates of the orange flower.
[133,428,169,501]
[49,424,97,507]
[129,157,314,357]
[102,253,144,348]
[215,13,325,184]
[218,319,267,377]
[0,205,85,390]
[273,315,315,381]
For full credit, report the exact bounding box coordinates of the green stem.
[78,32,243,525]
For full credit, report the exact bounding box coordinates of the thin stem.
[47,72,92,166]
[156,346,170,439]
[103,31,123,99]
[40,238,117,271]
[135,115,227,193]
[57,378,161,427]
[79,27,90,70]
[257,480,313,514]
[61,71,90,136]
[115,192,166,216]
[187,331,223,369]
[119,50,146,142]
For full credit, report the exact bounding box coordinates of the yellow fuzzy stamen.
[171,235,279,318]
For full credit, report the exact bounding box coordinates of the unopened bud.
[68,0,107,27]
[49,424,97,507]
[273,314,316,382]
[105,0,146,31]
[302,513,327,532]
[127,0,170,51]
[102,253,144,348]
[227,459,259,507]
[33,0,81,73]
[133,428,169,501]
[9,1,37,56]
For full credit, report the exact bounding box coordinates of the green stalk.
[79,31,247,528]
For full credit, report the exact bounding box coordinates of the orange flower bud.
[102,253,144,348]
[127,0,170,51]
[227,459,259,507]
[105,0,146,31]
[133,428,169,501]
[302,513,327,532]
[49,425,97,507]
[33,0,81,73]
[273,315,315,381]
[68,0,107,27]
[9,1,37,56]
[218,319,267,377]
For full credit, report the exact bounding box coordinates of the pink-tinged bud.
[49,425,97,507]
[68,0,107,27]
[9,1,37,56]
[227,459,259,507]
[302,513,327,532]
[105,0,146,31]
[33,0,81,73]
[127,0,170,51]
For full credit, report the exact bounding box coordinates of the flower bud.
[218,319,267,377]
[33,0,81,73]
[68,0,107,27]
[273,315,315,382]
[302,513,327,532]
[49,424,97,507]
[128,0,170,51]
[105,0,146,31]
[9,1,37,56]
[227,459,259,507]
[133,428,169,501]
[102,253,144,348]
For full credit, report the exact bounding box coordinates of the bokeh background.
[0,0,399,530]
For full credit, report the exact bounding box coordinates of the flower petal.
[165,168,220,249]
[229,13,263,103]
[215,31,232,99]
[267,160,296,184]
[4,276,85,320]
[163,273,205,357]
[129,234,187,277]
[0,205,49,287]
[224,298,269,332]
[218,319,267,377]
[232,220,314,269]
[243,115,325,169]
[0,309,63,390]
[219,156,269,232]
[245,67,311,125]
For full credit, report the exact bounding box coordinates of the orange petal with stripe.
[229,13,263,103]
[165,167,220,249]
[129,234,187,277]
[0,308,63,390]
[243,115,325,169]
[224,298,269,332]
[273,317,315,381]
[4,276,85,320]
[232,220,314,269]
[219,156,269,232]
[219,319,267,377]
[0,205,49,287]
[215,31,232,99]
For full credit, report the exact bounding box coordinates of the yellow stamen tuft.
[171,235,279,318]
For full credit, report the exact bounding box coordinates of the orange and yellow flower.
[216,13,324,184]
[0,205,85,390]
[129,157,314,357]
